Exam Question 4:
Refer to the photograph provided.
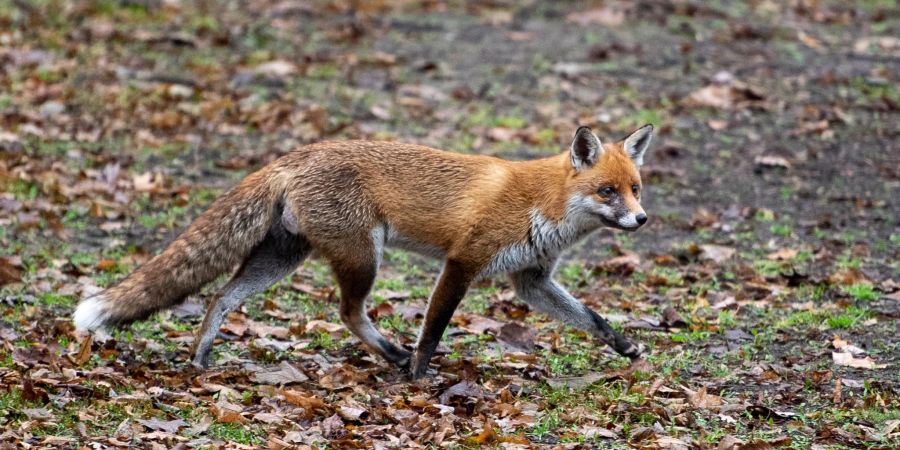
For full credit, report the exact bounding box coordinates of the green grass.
[843,283,878,301]
[826,306,868,330]
[206,423,266,445]
[770,223,793,237]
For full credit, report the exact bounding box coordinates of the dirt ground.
[0,1,898,449]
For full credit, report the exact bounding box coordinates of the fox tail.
[73,167,286,330]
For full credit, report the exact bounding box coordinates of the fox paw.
[618,342,644,359]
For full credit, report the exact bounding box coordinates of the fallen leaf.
[252,412,283,424]
[475,418,498,444]
[0,258,23,286]
[832,352,886,369]
[661,306,687,328]
[497,322,536,352]
[252,361,309,385]
[767,248,797,260]
[24,408,51,420]
[718,435,744,450]
[132,171,163,192]
[439,380,485,405]
[547,372,606,391]
[583,426,618,439]
[74,334,93,366]
[253,60,298,76]
[698,244,735,263]
[282,390,329,414]
[831,336,865,355]
[136,418,187,434]
[656,436,692,449]
[304,320,344,334]
[320,413,346,439]
[596,253,640,275]
[707,119,728,130]
[684,386,724,409]
[458,315,506,335]
[566,7,625,26]
[754,155,792,170]
[337,405,369,421]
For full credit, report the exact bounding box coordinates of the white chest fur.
[481,205,601,276]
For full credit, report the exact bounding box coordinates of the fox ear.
[623,124,653,167]
[570,126,602,170]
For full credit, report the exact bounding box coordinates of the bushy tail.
[74,167,286,330]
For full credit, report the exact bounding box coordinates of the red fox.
[74,125,653,378]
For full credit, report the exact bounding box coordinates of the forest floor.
[0,1,898,449]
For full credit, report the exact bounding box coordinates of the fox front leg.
[511,267,642,358]
[409,260,476,379]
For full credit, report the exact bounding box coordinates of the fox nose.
[635,213,648,225]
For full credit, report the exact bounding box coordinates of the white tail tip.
[73,295,108,331]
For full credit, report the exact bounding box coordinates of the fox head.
[565,124,653,231]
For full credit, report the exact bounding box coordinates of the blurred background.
[0,1,897,448]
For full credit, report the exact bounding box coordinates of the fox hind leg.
[326,231,412,368]
[191,217,310,368]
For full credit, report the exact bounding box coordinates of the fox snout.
[618,210,648,230]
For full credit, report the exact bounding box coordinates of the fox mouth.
[598,215,641,232]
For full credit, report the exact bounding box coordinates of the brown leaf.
[833,377,842,404]
[656,436,692,449]
[0,257,23,286]
[212,400,245,424]
[337,405,369,422]
[661,307,687,328]
[832,352,886,369]
[95,259,117,271]
[221,314,248,336]
[766,248,798,260]
[566,7,625,26]
[691,208,719,228]
[547,372,606,391]
[253,362,309,385]
[487,127,518,142]
[253,60,298,77]
[596,253,640,275]
[132,171,164,192]
[458,315,505,335]
[497,322,536,352]
[282,390,330,414]
[829,268,870,286]
[24,408,51,420]
[74,334,93,366]
[136,418,187,434]
[698,244,736,263]
[685,386,724,409]
[439,380,485,405]
[718,435,744,450]
[736,441,778,450]
[366,301,394,320]
[475,418,498,444]
[252,413,283,424]
[304,319,344,334]
[246,320,290,339]
[320,413,346,439]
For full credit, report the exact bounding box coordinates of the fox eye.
[632,184,641,195]
[598,186,616,197]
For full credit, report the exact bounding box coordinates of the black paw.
[618,342,644,359]
[384,345,413,370]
